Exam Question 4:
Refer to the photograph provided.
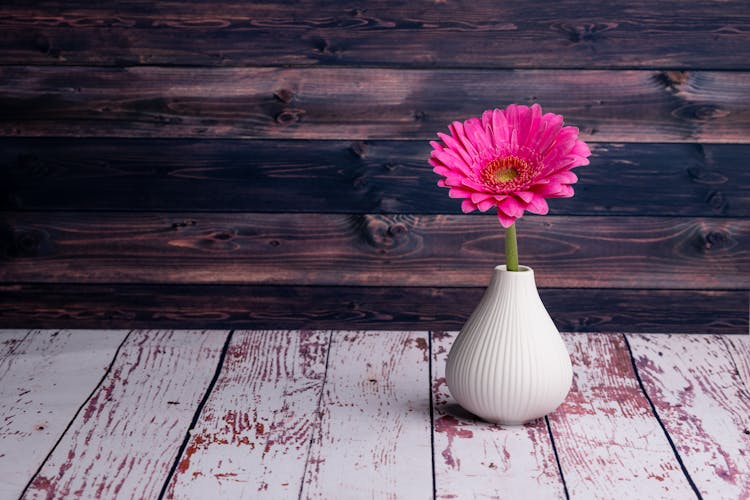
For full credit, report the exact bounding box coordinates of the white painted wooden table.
[0,330,747,499]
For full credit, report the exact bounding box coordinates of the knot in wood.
[387,223,407,237]
[273,89,294,104]
[703,231,727,250]
[681,104,729,121]
[349,141,367,159]
[655,71,689,93]
[359,215,408,250]
[275,108,305,125]
[686,166,727,185]
[212,231,233,241]
[706,191,726,211]
[12,229,43,258]
[171,219,197,230]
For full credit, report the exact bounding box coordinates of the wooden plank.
[164,330,329,498]
[300,331,432,498]
[723,335,750,391]
[548,333,694,497]
[0,1,749,69]
[1,213,747,289]
[24,330,227,499]
[2,139,748,217]
[0,329,29,360]
[431,331,565,498]
[628,334,750,497]
[0,285,747,335]
[1,67,749,142]
[0,329,128,499]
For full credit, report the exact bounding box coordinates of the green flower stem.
[505,223,519,271]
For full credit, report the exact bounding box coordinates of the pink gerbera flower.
[429,104,591,228]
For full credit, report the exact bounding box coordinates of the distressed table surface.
[0,330,747,500]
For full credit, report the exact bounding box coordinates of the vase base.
[485,418,532,426]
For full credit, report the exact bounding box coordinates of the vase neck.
[489,265,537,291]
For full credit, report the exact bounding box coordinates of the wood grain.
[0,329,29,360]
[1,213,747,289]
[431,331,565,498]
[548,333,694,497]
[0,285,746,334]
[628,334,750,497]
[164,330,329,498]
[723,335,750,391]
[1,67,749,142]
[24,330,227,499]
[0,1,748,69]
[0,330,127,500]
[2,139,748,217]
[300,331,432,498]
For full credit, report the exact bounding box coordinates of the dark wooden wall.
[0,1,748,333]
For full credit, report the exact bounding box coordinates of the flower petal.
[526,195,549,215]
[477,199,496,212]
[450,121,480,160]
[498,195,525,218]
[470,192,495,203]
[464,117,493,152]
[549,171,578,184]
[449,188,473,199]
[491,108,510,147]
[515,190,534,203]
[531,182,565,197]
[461,199,477,213]
[435,134,474,173]
[557,185,575,197]
[496,209,517,228]
[461,178,490,191]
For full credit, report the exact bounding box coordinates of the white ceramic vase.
[445,265,572,425]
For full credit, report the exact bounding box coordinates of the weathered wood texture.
[431,331,565,498]
[628,334,750,497]
[2,140,747,217]
[0,329,28,360]
[724,335,750,389]
[549,333,694,497]
[1,285,746,334]
[301,331,432,498]
[2,330,750,497]
[1,1,749,69]
[0,330,127,499]
[1,68,749,142]
[1,213,747,289]
[24,330,226,499]
[165,330,329,498]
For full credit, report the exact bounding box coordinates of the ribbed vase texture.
[445,265,572,425]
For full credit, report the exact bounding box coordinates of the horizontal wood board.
[1,1,749,69]
[1,285,746,334]
[1,0,747,333]
[1,213,747,289]
[1,68,749,142]
[1,140,747,217]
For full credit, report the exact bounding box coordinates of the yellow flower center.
[480,156,529,188]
